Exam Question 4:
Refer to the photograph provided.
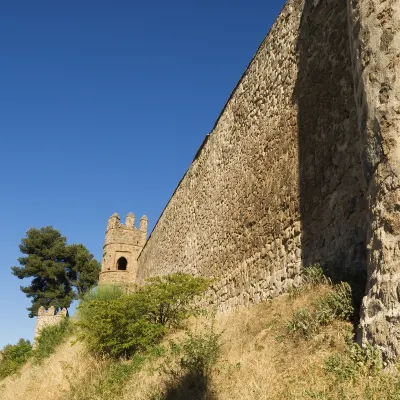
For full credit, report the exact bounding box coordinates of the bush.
[180,323,222,379]
[77,273,211,359]
[286,282,354,339]
[286,308,318,339]
[303,263,331,286]
[138,273,211,328]
[78,295,168,358]
[0,339,32,380]
[160,321,221,400]
[82,284,124,302]
[325,338,382,383]
[33,317,73,363]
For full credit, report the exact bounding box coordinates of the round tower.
[99,212,148,285]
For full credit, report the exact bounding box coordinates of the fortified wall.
[138,0,365,308]
[135,0,400,363]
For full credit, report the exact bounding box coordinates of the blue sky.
[0,0,286,348]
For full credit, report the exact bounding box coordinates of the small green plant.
[82,284,124,302]
[92,356,145,398]
[286,308,318,339]
[286,282,353,339]
[77,273,211,359]
[0,339,32,380]
[64,355,146,400]
[180,323,222,380]
[33,317,73,363]
[324,338,382,383]
[315,282,354,325]
[303,263,331,286]
[160,320,222,400]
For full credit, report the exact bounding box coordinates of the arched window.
[117,257,128,271]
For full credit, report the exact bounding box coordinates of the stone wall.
[137,0,367,311]
[348,0,400,364]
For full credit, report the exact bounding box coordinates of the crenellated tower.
[99,212,148,285]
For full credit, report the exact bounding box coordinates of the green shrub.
[0,339,32,380]
[78,295,168,358]
[77,273,211,359]
[325,338,382,383]
[315,282,354,325]
[303,263,331,286]
[33,317,73,363]
[138,273,211,328]
[82,285,124,302]
[179,323,222,379]
[286,308,318,339]
[286,283,353,339]
[159,321,221,400]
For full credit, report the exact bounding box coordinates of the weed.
[286,282,353,339]
[303,263,331,286]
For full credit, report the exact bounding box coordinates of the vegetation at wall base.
[285,263,357,340]
[157,319,222,400]
[33,317,73,363]
[77,273,211,359]
[0,339,32,380]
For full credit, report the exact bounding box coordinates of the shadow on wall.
[293,0,368,310]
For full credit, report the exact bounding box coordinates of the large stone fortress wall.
[136,0,400,362]
[99,212,148,285]
[137,0,367,309]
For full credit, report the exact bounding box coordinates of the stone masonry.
[97,0,400,362]
[137,0,367,312]
[99,212,148,285]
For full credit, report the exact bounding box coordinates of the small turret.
[99,211,149,286]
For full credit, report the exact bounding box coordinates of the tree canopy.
[11,226,101,317]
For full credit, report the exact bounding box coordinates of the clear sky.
[0,0,286,348]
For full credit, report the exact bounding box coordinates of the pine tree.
[11,226,101,317]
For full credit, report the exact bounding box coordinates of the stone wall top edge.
[138,0,298,258]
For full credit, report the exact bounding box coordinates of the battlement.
[37,306,67,317]
[106,212,148,233]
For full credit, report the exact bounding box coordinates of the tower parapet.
[99,212,148,285]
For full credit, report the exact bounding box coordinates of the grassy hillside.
[1,276,399,400]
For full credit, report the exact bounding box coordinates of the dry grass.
[3,284,400,400]
[0,338,93,400]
